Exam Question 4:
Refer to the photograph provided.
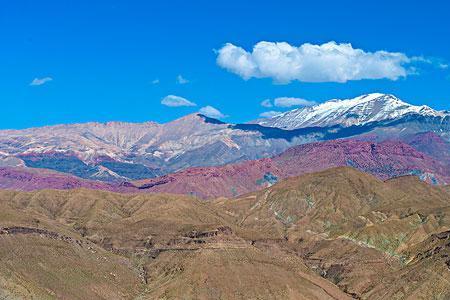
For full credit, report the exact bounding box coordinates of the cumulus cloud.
[260,99,273,108]
[259,111,282,118]
[30,77,53,86]
[161,95,196,107]
[217,41,414,83]
[151,79,160,84]
[177,75,189,84]
[273,97,316,107]
[199,105,227,119]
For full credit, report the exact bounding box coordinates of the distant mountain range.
[255,93,449,129]
[122,135,450,198]
[0,93,449,183]
[1,133,449,198]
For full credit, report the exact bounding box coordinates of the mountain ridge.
[1,135,449,197]
[256,93,449,129]
[1,93,449,182]
[134,138,450,198]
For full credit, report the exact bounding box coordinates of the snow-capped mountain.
[256,93,448,130]
[0,93,449,182]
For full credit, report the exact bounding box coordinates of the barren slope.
[0,188,350,300]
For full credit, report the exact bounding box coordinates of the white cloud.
[273,97,316,107]
[217,41,413,83]
[260,99,273,108]
[259,111,282,118]
[30,77,53,86]
[199,105,227,119]
[152,79,160,84]
[177,75,189,84]
[161,95,196,107]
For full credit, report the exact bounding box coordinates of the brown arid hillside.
[214,167,450,298]
[0,167,449,299]
[0,188,349,300]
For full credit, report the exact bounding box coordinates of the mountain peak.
[256,93,446,130]
[166,113,226,126]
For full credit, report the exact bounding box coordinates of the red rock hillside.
[134,139,450,199]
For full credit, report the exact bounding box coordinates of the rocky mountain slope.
[1,94,449,182]
[1,137,448,198]
[0,187,350,300]
[402,131,450,167]
[0,167,135,192]
[215,167,450,298]
[0,114,318,180]
[134,139,450,198]
[1,167,449,299]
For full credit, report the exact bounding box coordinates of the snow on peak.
[256,93,447,130]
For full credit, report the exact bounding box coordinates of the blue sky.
[1,0,449,129]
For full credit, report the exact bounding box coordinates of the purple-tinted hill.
[403,131,450,166]
[134,139,450,198]
[0,167,135,192]
[1,139,448,199]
